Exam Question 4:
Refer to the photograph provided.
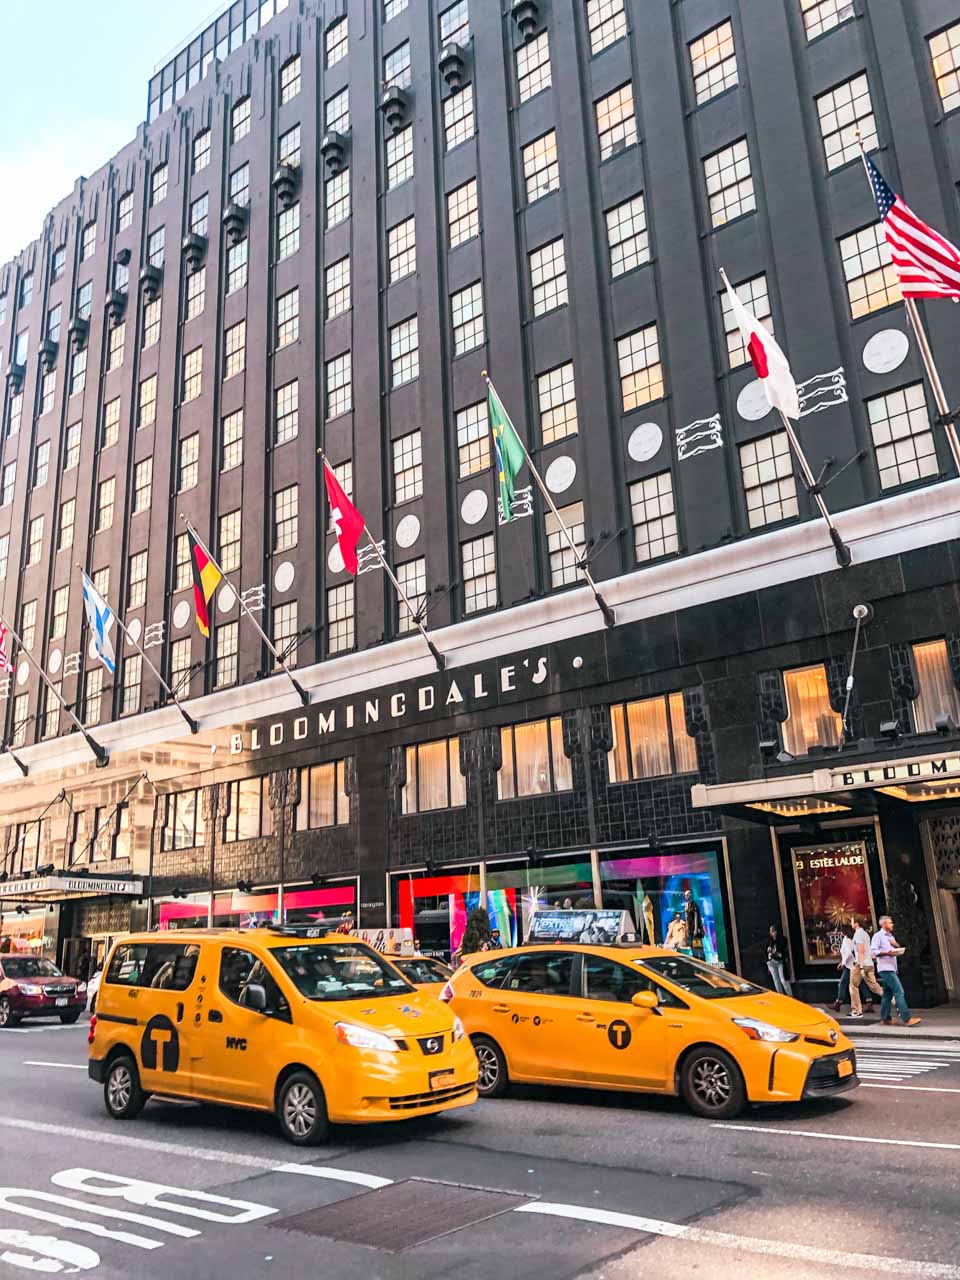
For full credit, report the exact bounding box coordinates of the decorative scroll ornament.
[798,366,848,417]
[497,484,533,524]
[240,584,266,612]
[356,541,386,576]
[676,415,723,461]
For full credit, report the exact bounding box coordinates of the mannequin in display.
[684,889,706,958]
[664,912,687,950]
[642,894,655,946]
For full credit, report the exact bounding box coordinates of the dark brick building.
[2,0,960,1005]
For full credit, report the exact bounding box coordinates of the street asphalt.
[0,1016,959,1279]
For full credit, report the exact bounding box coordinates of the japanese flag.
[323,462,366,576]
[722,270,801,421]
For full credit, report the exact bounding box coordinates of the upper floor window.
[498,717,571,799]
[385,0,408,18]
[630,471,678,563]
[608,693,696,781]
[19,274,33,308]
[390,317,420,387]
[448,179,479,247]
[151,164,167,206]
[782,664,842,755]
[280,54,301,103]
[327,581,355,654]
[606,193,649,277]
[546,501,585,588]
[440,1,469,46]
[800,0,854,42]
[326,17,348,67]
[910,639,960,733]
[76,281,93,320]
[224,319,246,379]
[617,322,663,410]
[142,298,161,349]
[388,217,416,283]
[326,87,350,134]
[278,203,300,259]
[387,126,414,188]
[326,168,351,227]
[230,163,250,207]
[227,240,248,293]
[296,760,351,829]
[739,430,798,528]
[456,401,489,477]
[393,429,422,501]
[51,247,66,281]
[223,777,273,842]
[867,383,937,491]
[81,221,97,261]
[190,194,208,236]
[279,123,301,167]
[277,287,300,347]
[587,0,626,56]
[182,346,202,401]
[232,97,251,142]
[840,223,901,318]
[444,84,475,151]
[704,138,755,227]
[402,737,465,813]
[452,281,485,355]
[530,237,568,315]
[193,130,211,173]
[538,362,578,443]
[276,381,299,444]
[384,41,411,90]
[930,23,960,114]
[147,226,165,267]
[517,31,551,102]
[160,789,206,851]
[117,192,134,232]
[522,131,559,202]
[722,274,771,367]
[690,21,738,105]
[326,351,352,418]
[595,84,637,160]
[816,74,877,170]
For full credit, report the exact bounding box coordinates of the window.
[174,533,192,592]
[47,303,62,343]
[96,478,115,531]
[280,54,301,103]
[21,600,37,650]
[107,321,125,371]
[722,274,771,367]
[498,717,571,798]
[83,667,103,726]
[51,586,69,639]
[14,329,29,364]
[387,218,416,283]
[630,471,678,562]
[840,223,901,317]
[276,288,299,348]
[170,637,192,694]
[117,192,134,231]
[193,129,211,172]
[332,459,353,500]
[402,737,465,813]
[221,409,243,470]
[219,509,241,573]
[704,138,755,227]
[457,401,489,477]
[230,163,250,208]
[76,281,93,320]
[326,168,350,227]
[1,461,15,506]
[530,237,567,315]
[26,516,43,565]
[160,791,206,851]
[618,323,663,410]
[390,317,420,387]
[387,126,414,188]
[739,430,798,528]
[393,431,422,502]
[452,282,484,355]
[817,74,877,170]
[40,683,58,739]
[444,84,475,150]
[538,363,578,444]
[801,0,854,42]
[64,423,80,470]
[133,458,152,514]
[326,86,349,134]
[606,194,649,277]
[782,665,842,755]
[57,497,75,550]
[223,777,273,842]
[231,97,251,141]
[326,17,348,67]
[279,123,301,167]
[11,693,29,748]
[0,533,7,580]
[278,202,300,259]
[608,693,696,780]
[275,380,298,445]
[690,21,738,105]
[274,485,298,551]
[462,534,496,613]
[272,600,298,668]
[178,434,199,492]
[384,41,411,89]
[182,347,202,401]
[596,84,637,160]
[385,0,408,19]
[185,267,205,321]
[120,655,142,715]
[227,240,248,293]
[517,30,551,102]
[224,320,245,379]
[296,760,350,828]
[546,500,585,588]
[101,397,120,449]
[522,131,559,202]
[326,351,352,417]
[440,1,469,46]
[69,348,87,397]
[114,262,129,304]
[39,369,55,415]
[151,164,167,206]
[19,274,33,307]
[92,567,109,599]
[138,375,157,430]
[142,298,161,348]
[216,621,239,687]
[911,639,960,733]
[867,383,937,490]
[7,391,22,437]
[128,551,148,610]
[930,23,960,114]
[325,256,351,320]
[587,0,626,55]
[447,180,479,249]
[81,221,97,261]
[396,557,425,633]
[327,582,355,654]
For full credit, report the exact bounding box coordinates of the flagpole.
[775,409,851,569]
[483,373,616,628]
[179,516,310,707]
[0,609,108,765]
[79,568,198,735]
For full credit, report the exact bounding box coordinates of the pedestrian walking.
[871,915,922,1027]
[765,925,792,996]
[831,923,855,1011]
[849,916,882,1018]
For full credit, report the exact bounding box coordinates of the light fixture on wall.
[776,750,796,765]
[879,719,902,742]
[236,879,252,894]
[935,712,957,736]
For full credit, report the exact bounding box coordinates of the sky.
[0,0,215,263]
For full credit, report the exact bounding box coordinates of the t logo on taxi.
[140,1015,179,1072]
[607,1020,631,1050]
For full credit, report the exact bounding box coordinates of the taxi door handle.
[176,1002,184,1023]
[576,1013,594,1023]
[492,1004,510,1014]
[208,1009,223,1023]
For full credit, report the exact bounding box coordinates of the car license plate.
[429,1069,455,1091]
[838,1058,853,1078]
[55,997,68,1007]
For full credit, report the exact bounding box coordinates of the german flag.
[189,530,222,638]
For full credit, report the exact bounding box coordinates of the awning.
[0,875,143,902]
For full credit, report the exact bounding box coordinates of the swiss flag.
[323,461,366,576]
[722,271,801,421]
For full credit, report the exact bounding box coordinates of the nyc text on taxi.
[89,928,478,1144]
[443,944,857,1118]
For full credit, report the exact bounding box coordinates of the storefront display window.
[791,840,874,964]
[600,847,729,966]
[158,882,356,930]
[486,856,595,942]
[0,907,58,959]
[392,866,484,959]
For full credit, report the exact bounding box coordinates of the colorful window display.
[791,841,875,964]
[158,882,357,931]
[600,847,730,966]
[0,907,59,960]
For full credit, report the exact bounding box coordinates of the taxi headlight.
[452,1015,465,1042]
[19,983,43,996]
[733,1016,799,1044]
[334,1022,400,1053]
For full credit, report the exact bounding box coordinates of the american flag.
[0,619,12,674]
[865,154,960,300]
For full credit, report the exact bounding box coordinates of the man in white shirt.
[830,928,856,1011]
[871,915,921,1027]
[849,918,882,1017]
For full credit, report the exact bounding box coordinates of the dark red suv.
[0,955,86,1027]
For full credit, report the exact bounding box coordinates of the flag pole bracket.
[805,450,866,496]
[827,526,853,570]
[934,407,960,429]
[2,746,28,777]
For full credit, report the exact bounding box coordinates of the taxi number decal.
[607,1019,631,1050]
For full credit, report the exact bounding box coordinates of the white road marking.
[0,1228,100,1273]
[23,1061,86,1070]
[51,1171,276,1224]
[862,1083,960,1094]
[852,1041,960,1083]
[717,1124,960,1151]
[517,1202,960,1277]
[273,1163,391,1189]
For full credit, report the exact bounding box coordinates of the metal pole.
[775,410,852,569]
[904,297,960,472]
[276,772,287,924]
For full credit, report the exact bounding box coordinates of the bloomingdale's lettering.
[833,755,960,789]
[229,654,550,757]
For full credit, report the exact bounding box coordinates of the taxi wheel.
[104,1055,147,1121]
[680,1047,745,1120]
[472,1035,508,1099]
[277,1071,329,1146]
[0,998,20,1029]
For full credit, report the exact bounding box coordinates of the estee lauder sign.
[830,755,960,789]
[229,652,552,758]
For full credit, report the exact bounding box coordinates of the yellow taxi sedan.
[441,943,857,1119]
[390,956,454,996]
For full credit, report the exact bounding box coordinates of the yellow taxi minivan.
[442,943,857,1119]
[89,927,478,1144]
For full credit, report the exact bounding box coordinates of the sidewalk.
[809,1001,960,1040]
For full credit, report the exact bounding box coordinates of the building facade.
[2,0,960,1002]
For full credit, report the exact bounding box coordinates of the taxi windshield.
[639,955,762,999]
[271,943,414,1001]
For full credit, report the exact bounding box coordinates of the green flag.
[488,381,526,521]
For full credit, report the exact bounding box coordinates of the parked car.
[0,955,86,1027]
[86,968,103,1014]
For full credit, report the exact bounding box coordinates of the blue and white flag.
[81,573,116,675]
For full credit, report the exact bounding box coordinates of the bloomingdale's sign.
[830,755,960,789]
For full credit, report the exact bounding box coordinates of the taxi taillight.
[439,981,455,1002]
[87,1014,97,1046]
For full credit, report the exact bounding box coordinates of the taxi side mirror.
[631,990,659,1011]
[245,982,268,1012]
